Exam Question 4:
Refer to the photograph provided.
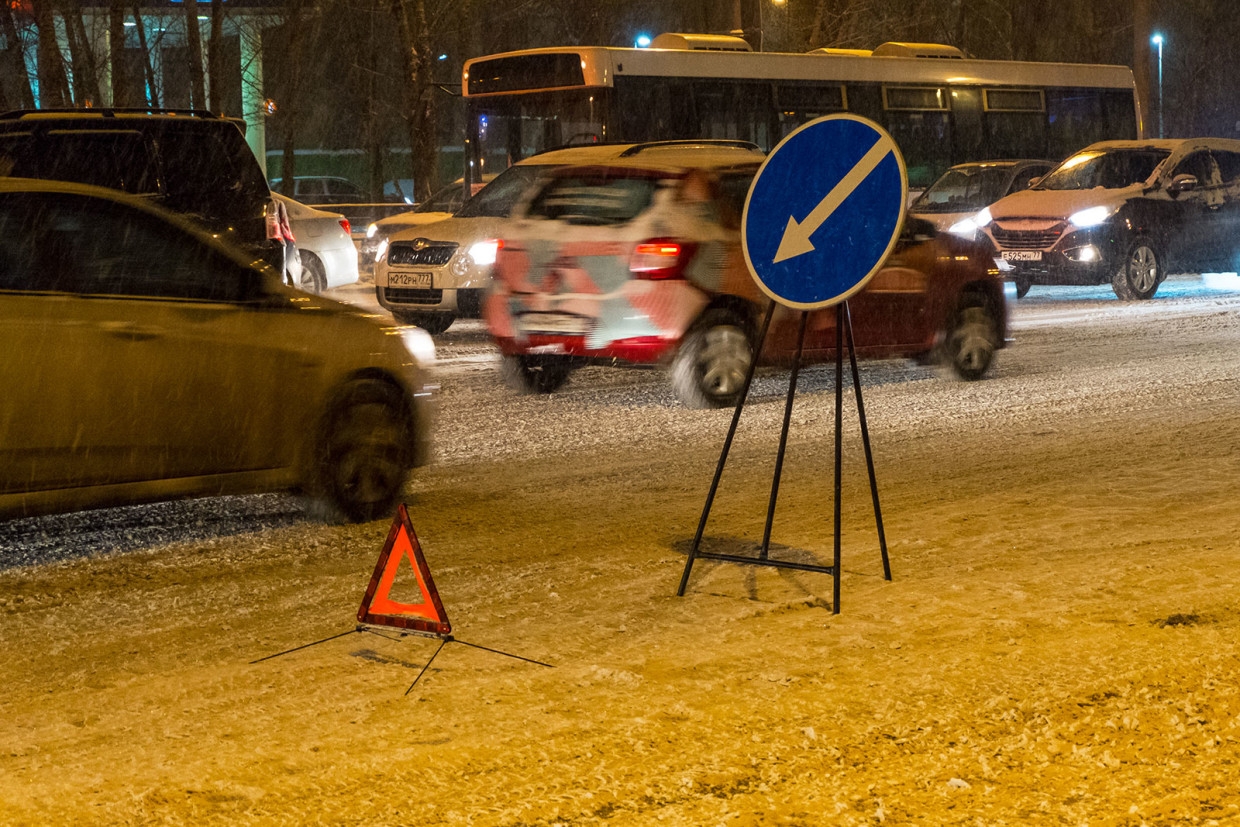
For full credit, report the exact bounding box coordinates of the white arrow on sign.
[772,135,897,264]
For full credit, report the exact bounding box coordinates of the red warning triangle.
[357,504,451,636]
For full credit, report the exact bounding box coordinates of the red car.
[484,141,1007,408]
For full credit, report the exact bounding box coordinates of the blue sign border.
[742,115,908,310]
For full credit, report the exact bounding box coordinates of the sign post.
[676,115,904,613]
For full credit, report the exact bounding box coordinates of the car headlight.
[467,238,503,267]
[449,250,472,278]
[974,207,993,228]
[366,222,380,239]
[948,217,979,239]
[1069,206,1112,228]
[374,238,389,263]
[400,326,436,368]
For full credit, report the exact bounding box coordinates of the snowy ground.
[4,275,1240,825]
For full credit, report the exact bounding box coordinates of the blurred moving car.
[375,156,577,333]
[910,160,1053,235]
[976,138,1240,300]
[0,179,435,522]
[275,193,359,293]
[0,108,287,274]
[359,176,497,281]
[484,141,1007,408]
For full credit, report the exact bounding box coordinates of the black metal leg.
[761,310,808,559]
[678,301,776,596]
[842,302,891,581]
[833,304,844,614]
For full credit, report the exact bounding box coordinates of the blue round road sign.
[742,115,908,310]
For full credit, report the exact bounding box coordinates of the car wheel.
[298,251,327,294]
[671,308,753,409]
[945,302,998,381]
[1112,237,1160,300]
[1013,277,1031,299]
[395,310,455,335]
[316,379,411,523]
[500,354,573,394]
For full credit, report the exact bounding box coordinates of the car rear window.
[0,130,158,194]
[525,173,661,225]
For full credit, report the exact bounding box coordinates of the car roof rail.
[0,107,228,120]
[618,139,763,157]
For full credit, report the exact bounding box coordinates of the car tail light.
[265,210,283,241]
[629,238,695,280]
[338,218,351,236]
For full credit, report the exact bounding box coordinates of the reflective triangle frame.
[357,504,451,636]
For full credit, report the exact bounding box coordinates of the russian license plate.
[517,312,588,335]
[1001,251,1043,262]
[390,271,432,288]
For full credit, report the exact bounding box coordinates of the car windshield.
[1037,149,1169,190]
[415,182,467,214]
[455,165,548,218]
[912,166,1014,213]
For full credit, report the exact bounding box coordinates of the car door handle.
[99,321,162,341]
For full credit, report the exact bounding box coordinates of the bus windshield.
[468,89,608,181]
[1037,148,1169,190]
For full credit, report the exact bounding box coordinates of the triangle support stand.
[676,300,891,613]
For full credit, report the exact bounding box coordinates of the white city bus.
[461,36,1142,191]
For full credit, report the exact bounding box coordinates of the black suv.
[0,109,284,273]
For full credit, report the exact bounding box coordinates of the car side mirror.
[1169,173,1199,196]
[1026,176,1042,188]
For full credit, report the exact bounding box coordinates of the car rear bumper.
[494,333,676,365]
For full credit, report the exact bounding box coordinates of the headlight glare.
[1069,206,1111,228]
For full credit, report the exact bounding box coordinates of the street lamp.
[1151,33,1164,139]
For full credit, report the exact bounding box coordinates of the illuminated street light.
[635,33,652,48]
[1151,33,1164,139]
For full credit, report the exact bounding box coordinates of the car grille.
[388,242,457,266]
[990,225,1063,250]
[384,287,443,305]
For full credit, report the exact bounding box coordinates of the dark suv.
[978,138,1240,300]
[0,109,285,273]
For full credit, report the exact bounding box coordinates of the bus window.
[692,80,774,149]
[883,87,951,189]
[468,89,607,180]
[615,76,696,142]
[1046,88,1120,160]
[775,83,846,138]
[984,88,1048,159]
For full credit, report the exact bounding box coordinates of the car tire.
[395,310,455,335]
[1013,277,1031,299]
[316,379,412,523]
[945,301,998,381]
[671,308,753,409]
[1112,237,1160,301]
[500,354,573,394]
[298,251,327,294]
